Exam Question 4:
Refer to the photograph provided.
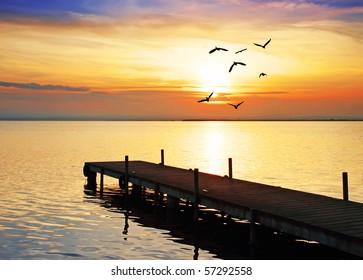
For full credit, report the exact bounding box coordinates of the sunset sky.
[0,0,362,120]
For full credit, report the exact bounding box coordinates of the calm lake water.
[0,121,362,259]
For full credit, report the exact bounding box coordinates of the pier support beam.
[161,149,165,165]
[193,168,200,260]
[194,168,200,225]
[343,172,349,201]
[249,209,256,259]
[228,158,233,178]
[87,172,97,190]
[154,184,161,209]
[124,156,129,209]
[131,184,142,200]
[100,168,104,196]
[167,195,180,210]
[83,164,97,190]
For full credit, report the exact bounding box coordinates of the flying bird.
[254,38,271,49]
[229,61,246,72]
[259,72,267,78]
[198,91,214,103]
[228,101,244,109]
[209,46,228,54]
[235,48,247,54]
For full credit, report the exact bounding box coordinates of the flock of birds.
[198,38,272,110]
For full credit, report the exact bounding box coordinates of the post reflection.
[123,210,129,240]
[193,228,199,260]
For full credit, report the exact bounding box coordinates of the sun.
[196,61,231,93]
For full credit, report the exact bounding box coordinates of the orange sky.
[0,0,362,119]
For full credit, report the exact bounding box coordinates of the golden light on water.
[204,127,225,175]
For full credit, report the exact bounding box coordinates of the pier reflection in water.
[84,184,358,260]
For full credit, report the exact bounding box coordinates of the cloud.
[1,0,362,36]
[0,81,88,92]
[244,0,363,8]
[305,0,363,8]
[243,91,289,95]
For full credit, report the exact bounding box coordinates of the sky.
[0,0,362,120]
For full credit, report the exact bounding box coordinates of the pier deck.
[83,160,363,257]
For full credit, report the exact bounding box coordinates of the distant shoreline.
[1,118,363,121]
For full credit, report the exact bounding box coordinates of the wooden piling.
[161,149,165,166]
[194,168,199,224]
[249,208,256,259]
[124,156,129,208]
[343,172,349,201]
[83,164,97,190]
[86,172,97,191]
[228,158,233,178]
[167,195,179,210]
[249,209,256,245]
[154,184,160,208]
[100,168,104,196]
[193,168,200,260]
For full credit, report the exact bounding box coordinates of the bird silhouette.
[229,61,246,72]
[235,48,247,54]
[228,101,244,109]
[259,72,267,78]
[254,38,271,49]
[198,91,214,102]
[209,46,228,53]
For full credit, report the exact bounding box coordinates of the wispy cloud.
[0,81,88,92]
[243,91,289,95]
[1,0,362,38]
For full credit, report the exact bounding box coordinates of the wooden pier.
[83,157,363,258]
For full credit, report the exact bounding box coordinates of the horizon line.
[1,117,363,122]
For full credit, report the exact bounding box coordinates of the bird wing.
[219,48,228,51]
[235,48,246,54]
[254,43,263,48]
[263,38,271,47]
[227,103,234,106]
[208,91,214,98]
[198,99,207,103]
[209,48,216,54]
[236,62,246,66]
[259,73,263,77]
[236,101,244,107]
[228,63,235,72]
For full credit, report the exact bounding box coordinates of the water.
[0,121,362,259]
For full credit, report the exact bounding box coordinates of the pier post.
[87,172,97,190]
[100,168,104,197]
[83,164,97,191]
[167,195,179,210]
[154,184,160,208]
[193,168,200,260]
[343,172,349,201]
[131,184,142,200]
[124,156,129,208]
[249,209,256,258]
[161,149,165,166]
[194,168,199,224]
[228,158,233,178]
[167,194,179,220]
